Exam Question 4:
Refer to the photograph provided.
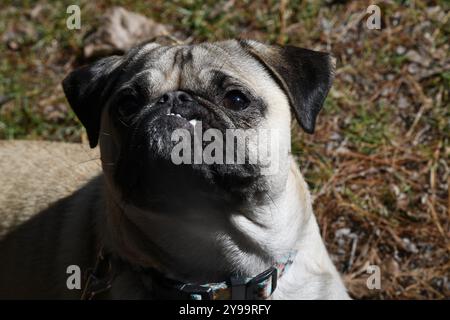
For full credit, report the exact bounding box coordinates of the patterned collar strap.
[151,251,298,300]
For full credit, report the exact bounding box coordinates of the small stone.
[396,46,406,55]
[7,40,19,51]
[83,6,184,59]
[408,63,419,74]
[398,95,409,109]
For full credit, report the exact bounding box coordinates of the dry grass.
[0,0,448,299]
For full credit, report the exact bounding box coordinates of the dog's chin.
[113,116,267,212]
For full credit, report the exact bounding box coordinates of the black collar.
[81,247,297,300]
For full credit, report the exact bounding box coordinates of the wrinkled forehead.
[118,41,267,94]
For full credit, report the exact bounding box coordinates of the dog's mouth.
[125,100,225,164]
[165,112,200,128]
[160,101,219,132]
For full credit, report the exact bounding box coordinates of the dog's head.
[63,40,334,212]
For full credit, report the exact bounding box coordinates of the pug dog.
[0,39,349,299]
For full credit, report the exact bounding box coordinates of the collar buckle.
[179,284,214,300]
[231,267,278,300]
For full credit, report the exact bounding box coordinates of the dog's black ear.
[240,40,334,133]
[62,56,122,148]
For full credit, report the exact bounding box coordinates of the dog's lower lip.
[165,113,199,127]
[166,112,184,118]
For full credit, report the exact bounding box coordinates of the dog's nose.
[156,91,194,106]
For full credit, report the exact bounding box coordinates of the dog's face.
[63,40,333,212]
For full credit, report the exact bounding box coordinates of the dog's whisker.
[118,118,130,128]
[77,157,101,165]
[101,162,116,166]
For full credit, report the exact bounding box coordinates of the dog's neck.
[102,158,311,283]
[100,158,350,299]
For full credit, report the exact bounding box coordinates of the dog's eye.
[223,90,250,111]
[116,94,141,120]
